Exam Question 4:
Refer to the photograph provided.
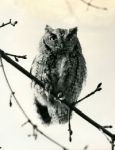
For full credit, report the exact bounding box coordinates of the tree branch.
[64,0,107,15]
[5,52,27,62]
[74,83,102,105]
[0,49,115,148]
[80,0,107,10]
[0,49,44,88]
[64,0,75,15]
[0,19,18,28]
[0,52,68,150]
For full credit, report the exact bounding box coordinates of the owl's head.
[42,25,81,54]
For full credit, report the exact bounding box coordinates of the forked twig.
[5,52,27,62]
[80,0,107,10]
[73,83,102,105]
[0,19,18,28]
[64,0,107,16]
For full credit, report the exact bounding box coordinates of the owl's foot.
[57,92,65,101]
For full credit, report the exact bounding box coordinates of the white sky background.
[0,0,115,150]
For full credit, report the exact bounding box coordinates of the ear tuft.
[45,25,53,33]
[69,27,78,35]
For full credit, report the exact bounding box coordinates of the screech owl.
[30,25,87,124]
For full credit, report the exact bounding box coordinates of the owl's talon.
[57,92,63,98]
[59,96,65,101]
[57,92,65,101]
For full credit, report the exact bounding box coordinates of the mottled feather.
[30,25,87,124]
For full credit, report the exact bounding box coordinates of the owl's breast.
[57,57,67,77]
[54,56,73,91]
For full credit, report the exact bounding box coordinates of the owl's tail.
[34,98,51,124]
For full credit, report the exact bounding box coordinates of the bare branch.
[73,83,102,105]
[80,0,107,10]
[64,0,107,15]
[0,55,69,150]
[0,49,44,88]
[86,0,93,11]
[0,49,115,149]
[64,0,74,15]
[9,91,15,107]
[0,57,30,119]
[0,19,18,28]
[103,125,113,129]
[68,109,73,142]
[5,52,27,62]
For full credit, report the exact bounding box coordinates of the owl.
[30,25,87,124]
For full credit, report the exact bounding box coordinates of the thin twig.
[9,91,15,107]
[73,83,102,105]
[65,0,74,15]
[0,19,18,28]
[0,57,30,119]
[0,56,69,150]
[68,109,73,142]
[86,0,93,11]
[103,125,113,129]
[80,0,107,10]
[103,132,112,145]
[64,0,107,15]
[5,52,27,62]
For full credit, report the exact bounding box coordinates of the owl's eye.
[49,33,57,41]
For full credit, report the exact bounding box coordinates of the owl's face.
[42,25,79,54]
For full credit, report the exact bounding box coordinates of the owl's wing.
[30,54,44,88]
[30,55,52,109]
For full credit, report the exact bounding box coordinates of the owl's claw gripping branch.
[57,92,65,101]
